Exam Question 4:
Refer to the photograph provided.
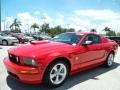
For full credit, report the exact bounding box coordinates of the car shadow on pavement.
[6,62,120,90]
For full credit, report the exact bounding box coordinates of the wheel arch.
[109,50,115,56]
[2,39,8,42]
[105,50,115,62]
[42,56,71,81]
[2,39,8,45]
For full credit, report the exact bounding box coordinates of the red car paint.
[3,32,118,84]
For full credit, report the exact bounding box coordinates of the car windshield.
[51,33,83,45]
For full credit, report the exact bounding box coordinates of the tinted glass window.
[84,34,101,44]
[51,33,84,45]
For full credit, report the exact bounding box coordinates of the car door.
[76,34,105,68]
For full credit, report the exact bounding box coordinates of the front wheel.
[105,53,114,67]
[44,61,69,87]
[2,40,8,45]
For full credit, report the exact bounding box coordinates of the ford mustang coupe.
[3,32,118,87]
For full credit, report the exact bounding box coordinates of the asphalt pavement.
[0,45,120,90]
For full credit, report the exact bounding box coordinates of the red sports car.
[3,32,118,87]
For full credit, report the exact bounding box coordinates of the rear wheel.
[44,61,69,87]
[2,40,8,45]
[105,53,114,67]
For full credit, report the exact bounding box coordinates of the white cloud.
[17,12,53,32]
[101,20,120,32]
[70,9,120,33]
[6,17,14,24]
[42,13,53,24]
[55,18,64,26]
[17,12,39,24]
[1,21,4,31]
[55,13,64,26]
[17,12,42,32]
[1,9,120,33]
[1,12,53,32]
[1,17,14,31]
[68,16,98,32]
[75,9,120,20]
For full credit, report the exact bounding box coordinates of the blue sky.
[1,0,120,32]
[2,0,120,18]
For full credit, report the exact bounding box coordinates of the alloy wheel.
[50,63,67,85]
[107,54,114,66]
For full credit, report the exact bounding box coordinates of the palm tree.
[90,28,96,32]
[10,18,21,32]
[103,27,111,36]
[103,27,111,32]
[31,23,39,33]
[41,23,50,33]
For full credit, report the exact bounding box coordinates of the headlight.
[23,58,37,67]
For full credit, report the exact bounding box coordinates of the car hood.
[8,41,74,57]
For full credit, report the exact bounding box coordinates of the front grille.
[9,54,20,64]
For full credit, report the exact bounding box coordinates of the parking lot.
[0,45,120,90]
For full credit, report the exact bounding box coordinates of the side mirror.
[82,41,93,46]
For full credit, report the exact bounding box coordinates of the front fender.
[44,52,71,67]
[37,52,73,73]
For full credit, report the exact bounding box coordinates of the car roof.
[66,32,99,35]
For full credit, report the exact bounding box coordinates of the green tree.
[49,25,66,37]
[106,30,116,36]
[103,27,111,32]
[41,23,50,33]
[10,18,21,33]
[55,25,64,34]
[49,28,56,37]
[90,28,96,32]
[41,25,75,37]
[67,28,75,32]
[31,23,39,33]
[116,32,120,36]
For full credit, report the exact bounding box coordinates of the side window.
[83,34,101,44]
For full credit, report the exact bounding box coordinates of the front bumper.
[3,57,43,84]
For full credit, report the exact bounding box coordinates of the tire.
[105,53,114,67]
[2,40,8,45]
[44,60,69,87]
